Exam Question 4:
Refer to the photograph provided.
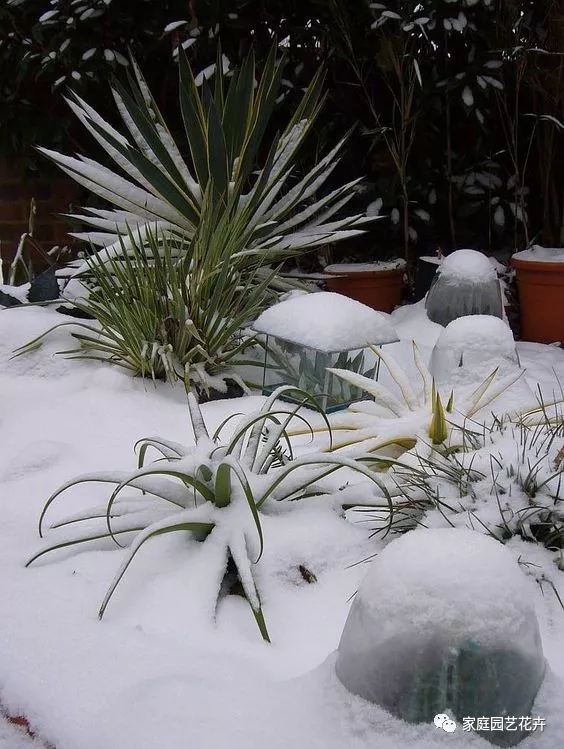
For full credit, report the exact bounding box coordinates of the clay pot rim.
[323,265,406,280]
[511,257,564,272]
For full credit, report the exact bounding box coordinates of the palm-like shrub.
[32,47,373,389]
[26,388,392,641]
[42,46,372,273]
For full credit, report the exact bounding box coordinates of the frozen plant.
[26,387,392,641]
[289,342,523,460]
[360,394,564,574]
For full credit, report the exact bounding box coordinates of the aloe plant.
[26,387,393,641]
[261,337,379,411]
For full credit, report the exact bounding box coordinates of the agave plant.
[41,46,373,282]
[288,342,526,460]
[26,387,393,641]
[261,336,379,412]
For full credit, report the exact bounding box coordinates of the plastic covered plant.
[26,387,392,640]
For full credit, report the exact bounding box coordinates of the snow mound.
[513,245,564,263]
[439,249,497,283]
[341,528,539,648]
[252,292,399,351]
[430,315,518,381]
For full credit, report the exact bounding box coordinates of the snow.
[324,260,406,273]
[342,528,539,646]
[335,530,547,733]
[438,249,497,283]
[513,245,564,263]
[1,296,564,749]
[430,315,518,381]
[252,291,399,351]
[0,716,41,749]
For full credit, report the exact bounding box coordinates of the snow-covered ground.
[1,302,564,749]
[0,716,40,749]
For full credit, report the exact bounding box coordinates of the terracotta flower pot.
[323,261,406,313]
[511,253,564,344]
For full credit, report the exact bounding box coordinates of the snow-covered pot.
[323,261,406,313]
[429,315,519,382]
[425,249,503,327]
[511,246,564,344]
[335,529,545,746]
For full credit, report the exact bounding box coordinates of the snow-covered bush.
[26,388,391,641]
[13,229,270,395]
[363,397,564,570]
[25,47,374,390]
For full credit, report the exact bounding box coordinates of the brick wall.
[0,161,81,270]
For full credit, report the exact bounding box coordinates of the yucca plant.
[13,227,276,392]
[26,47,375,389]
[40,45,373,284]
[26,387,393,641]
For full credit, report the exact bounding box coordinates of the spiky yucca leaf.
[13,227,277,389]
[41,46,375,276]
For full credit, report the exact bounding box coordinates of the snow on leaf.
[414,208,430,223]
[462,86,474,107]
[482,75,504,90]
[163,20,188,34]
[39,10,59,22]
[367,198,383,217]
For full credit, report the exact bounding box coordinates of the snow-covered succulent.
[289,342,525,461]
[27,388,391,641]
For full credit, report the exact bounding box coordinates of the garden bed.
[1,304,564,749]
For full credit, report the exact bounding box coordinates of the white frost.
[252,291,399,351]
